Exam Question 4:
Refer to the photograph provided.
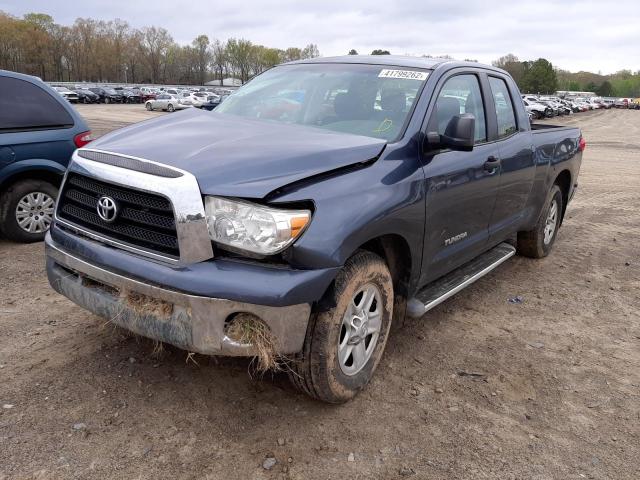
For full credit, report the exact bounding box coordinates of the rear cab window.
[488,77,517,138]
[0,76,74,132]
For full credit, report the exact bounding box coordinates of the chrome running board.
[407,242,516,318]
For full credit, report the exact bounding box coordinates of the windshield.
[215,63,429,141]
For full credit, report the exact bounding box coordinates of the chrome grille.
[56,173,179,257]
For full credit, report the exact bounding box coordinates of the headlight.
[204,197,311,255]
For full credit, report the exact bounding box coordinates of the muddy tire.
[517,184,563,258]
[0,179,58,243]
[289,250,394,403]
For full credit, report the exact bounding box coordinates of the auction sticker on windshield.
[378,69,429,81]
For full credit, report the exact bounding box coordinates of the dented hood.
[88,108,387,197]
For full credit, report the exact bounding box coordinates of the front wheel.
[517,184,563,258]
[167,104,175,112]
[0,179,58,243]
[289,251,394,403]
[145,102,153,111]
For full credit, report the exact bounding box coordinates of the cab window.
[433,74,486,143]
[489,77,517,138]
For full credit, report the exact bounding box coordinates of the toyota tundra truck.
[45,56,584,403]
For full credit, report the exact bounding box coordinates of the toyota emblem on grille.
[96,196,118,222]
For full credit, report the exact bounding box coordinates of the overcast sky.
[2,0,638,74]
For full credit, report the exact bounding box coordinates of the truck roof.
[285,55,506,74]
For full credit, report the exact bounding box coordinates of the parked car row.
[50,84,234,107]
[612,97,640,109]
[521,94,618,120]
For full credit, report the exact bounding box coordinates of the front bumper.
[46,236,311,356]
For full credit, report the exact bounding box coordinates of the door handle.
[484,156,501,173]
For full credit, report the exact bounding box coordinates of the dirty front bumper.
[45,235,312,356]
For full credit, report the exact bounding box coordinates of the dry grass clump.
[151,339,165,357]
[225,314,280,373]
[123,291,173,318]
[81,275,120,297]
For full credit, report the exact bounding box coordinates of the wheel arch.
[315,233,412,323]
[0,162,65,192]
[554,169,571,223]
[358,234,412,301]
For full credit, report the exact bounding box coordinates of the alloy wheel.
[338,283,383,376]
[543,199,558,245]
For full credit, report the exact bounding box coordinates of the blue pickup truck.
[45,56,583,403]
[0,70,92,242]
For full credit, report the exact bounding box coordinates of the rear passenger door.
[486,76,536,241]
[420,71,502,284]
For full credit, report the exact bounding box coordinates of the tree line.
[2,11,638,96]
[493,53,640,97]
[0,12,319,85]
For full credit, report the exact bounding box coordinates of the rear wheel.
[104,97,110,104]
[517,184,563,258]
[0,179,58,243]
[289,251,394,403]
[145,102,153,111]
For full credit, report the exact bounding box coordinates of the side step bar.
[406,242,516,318]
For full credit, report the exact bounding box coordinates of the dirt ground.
[1,105,639,480]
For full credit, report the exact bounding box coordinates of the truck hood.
[88,108,387,198]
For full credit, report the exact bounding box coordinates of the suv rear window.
[0,77,74,131]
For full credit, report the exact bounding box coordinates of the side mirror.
[426,113,476,152]
[441,113,475,151]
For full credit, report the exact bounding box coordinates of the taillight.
[74,131,96,148]
[579,137,586,152]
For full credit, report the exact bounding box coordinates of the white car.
[178,92,209,108]
[522,99,550,119]
[145,94,190,112]
[165,88,186,96]
[52,86,79,103]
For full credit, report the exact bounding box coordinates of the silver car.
[144,94,190,112]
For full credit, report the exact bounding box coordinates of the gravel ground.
[0,105,639,480]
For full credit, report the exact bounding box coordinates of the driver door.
[419,72,501,284]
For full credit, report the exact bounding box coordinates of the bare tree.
[301,43,320,59]
[211,39,228,86]
[141,26,173,83]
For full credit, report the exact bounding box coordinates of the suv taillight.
[74,131,96,148]
[579,137,586,152]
